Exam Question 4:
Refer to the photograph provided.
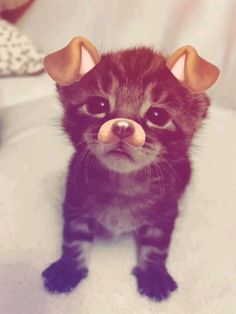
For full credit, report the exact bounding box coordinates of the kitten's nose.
[112,120,135,139]
[97,118,145,147]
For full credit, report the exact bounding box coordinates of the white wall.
[18,0,236,109]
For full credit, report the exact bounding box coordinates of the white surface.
[0,73,55,109]
[1,0,236,109]
[0,97,236,314]
[0,1,236,313]
[17,0,236,109]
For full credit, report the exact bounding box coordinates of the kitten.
[42,39,219,301]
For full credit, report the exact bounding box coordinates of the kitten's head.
[45,38,219,174]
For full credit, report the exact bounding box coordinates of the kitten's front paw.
[42,258,88,293]
[133,265,177,301]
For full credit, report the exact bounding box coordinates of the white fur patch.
[64,240,91,267]
[96,204,142,237]
[138,246,167,268]
[143,227,163,239]
[70,221,90,233]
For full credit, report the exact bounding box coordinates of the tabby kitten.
[42,38,219,301]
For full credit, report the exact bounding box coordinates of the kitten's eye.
[145,107,171,128]
[80,97,109,118]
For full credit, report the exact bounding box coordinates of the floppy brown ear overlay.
[43,36,100,86]
[166,45,220,92]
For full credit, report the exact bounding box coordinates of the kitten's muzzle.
[97,118,146,147]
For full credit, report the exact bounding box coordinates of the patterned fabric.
[0,19,44,76]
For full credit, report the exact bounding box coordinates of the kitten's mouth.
[106,149,133,161]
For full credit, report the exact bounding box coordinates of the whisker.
[85,149,95,183]
[63,119,79,127]
[159,155,183,183]
[84,149,91,183]
[154,163,165,194]
[147,165,152,184]
[74,139,95,148]
[72,148,90,182]
[86,125,101,132]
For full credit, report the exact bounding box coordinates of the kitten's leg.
[42,215,95,293]
[133,210,178,301]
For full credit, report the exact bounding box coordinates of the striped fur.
[42,47,210,300]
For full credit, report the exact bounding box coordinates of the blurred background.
[0,0,236,110]
[0,1,236,314]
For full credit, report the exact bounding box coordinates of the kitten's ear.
[166,45,220,92]
[44,37,100,86]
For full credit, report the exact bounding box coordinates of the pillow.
[0,18,44,76]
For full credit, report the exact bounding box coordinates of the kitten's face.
[58,48,209,174]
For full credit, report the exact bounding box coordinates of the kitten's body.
[42,47,209,301]
[64,149,189,238]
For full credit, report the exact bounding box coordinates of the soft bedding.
[0,98,235,314]
[0,0,236,313]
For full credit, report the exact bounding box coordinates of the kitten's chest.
[90,176,161,236]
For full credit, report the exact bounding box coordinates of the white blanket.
[0,0,236,313]
[0,98,236,314]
